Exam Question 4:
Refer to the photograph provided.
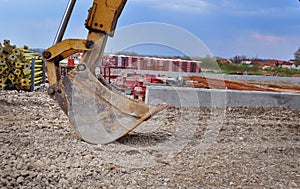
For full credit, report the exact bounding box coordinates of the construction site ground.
[0,78,300,188]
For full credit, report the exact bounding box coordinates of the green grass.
[263,67,300,77]
[219,63,260,73]
[200,58,300,77]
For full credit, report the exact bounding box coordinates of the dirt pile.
[183,76,300,93]
[0,90,299,188]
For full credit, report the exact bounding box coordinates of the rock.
[59,178,68,185]
[131,179,137,185]
[20,171,30,177]
[0,178,9,186]
[36,173,43,181]
[16,163,23,170]
[17,176,25,184]
[121,168,127,173]
[32,160,42,169]
[77,176,84,182]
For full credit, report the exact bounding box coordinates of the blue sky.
[0,0,300,60]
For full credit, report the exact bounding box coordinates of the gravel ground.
[0,90,299,188]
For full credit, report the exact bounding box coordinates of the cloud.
[230,8,297,17]
[215,0,300,17]
[130,0,209,13]
[252,33,284,42]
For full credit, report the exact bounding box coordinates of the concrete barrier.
[145,86,300,110]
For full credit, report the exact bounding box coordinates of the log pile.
[0,40,45,91]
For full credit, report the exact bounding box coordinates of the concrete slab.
[145,86,300,110]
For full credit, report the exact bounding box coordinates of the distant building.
[240,60,252,65]
[281,61,293,69]
[216,58,232,64]
[289,60,299,70]
[252,59,293,68]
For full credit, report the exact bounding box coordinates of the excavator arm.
[43,0,167,144]
[43,0,126,81]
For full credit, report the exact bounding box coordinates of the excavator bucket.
[44,0,168,144]
[57,35,166,144]
[62,64,167,144]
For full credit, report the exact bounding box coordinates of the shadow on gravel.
[0,99,11,106]
[117,132,171,147]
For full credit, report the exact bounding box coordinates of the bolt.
[86,41,94,49]
[77,64,87,72]
[43,51,52,59]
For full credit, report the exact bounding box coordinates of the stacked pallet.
[0,40,45,91]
